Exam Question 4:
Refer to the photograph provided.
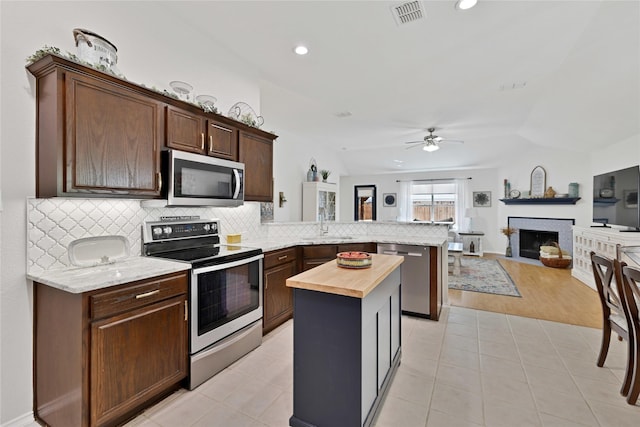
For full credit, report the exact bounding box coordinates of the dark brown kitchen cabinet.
[166,107,238,160]
[34,272,188,427]
[301,243,377,271]
[239,131,274,202]
[263,247,298,334]
[28,54,276,200]
[28,57,162,198]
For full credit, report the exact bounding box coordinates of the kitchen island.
[286,253,403,427]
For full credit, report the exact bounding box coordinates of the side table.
[458,231,484,257]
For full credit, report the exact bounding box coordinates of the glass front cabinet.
[302,182,338,222]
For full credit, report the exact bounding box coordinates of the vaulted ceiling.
[160,1,639,175]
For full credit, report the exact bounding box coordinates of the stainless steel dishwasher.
[377,243,430,317]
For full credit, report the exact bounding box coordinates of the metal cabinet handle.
[209,135,213,152]
[157,172,162,191]
[211,124,232,132]
[201,133,205,151]
[184,300,188,321]
[135,289,160,299]
[278,255,288,261]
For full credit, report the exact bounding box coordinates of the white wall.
[0,2,268,424]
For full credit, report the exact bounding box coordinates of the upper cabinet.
[166,106,239,161]
[28,54,276,200]
[238,131,273,202]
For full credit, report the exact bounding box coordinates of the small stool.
[448,242,463,275]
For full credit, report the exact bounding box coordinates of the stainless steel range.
[142,218,264,390]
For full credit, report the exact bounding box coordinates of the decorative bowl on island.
[336,251,372,269]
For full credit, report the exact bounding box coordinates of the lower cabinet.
[302,243,377,271]
[34,272,188,427]
[263,247,298,334]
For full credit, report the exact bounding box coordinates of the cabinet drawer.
[264,248,298,269]
[90,272,187,320]
[303,245,337,259]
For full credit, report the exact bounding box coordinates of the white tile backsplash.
[27,198,263,274]
[27,197,448,274]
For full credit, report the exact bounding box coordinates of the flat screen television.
[592,165,640,231]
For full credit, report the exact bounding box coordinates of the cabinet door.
[238,131,273,202]
[264,260,296,333]
[207,120,238,160]
[90,295,187,426]
[65,72,162,196]
[166,105,206,153]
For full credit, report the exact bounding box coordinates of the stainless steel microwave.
[163,149,244,207]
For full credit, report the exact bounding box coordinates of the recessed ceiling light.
[294,45,308,55]
[455,0,478,10]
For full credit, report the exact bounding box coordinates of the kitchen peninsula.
[286,253,403,427]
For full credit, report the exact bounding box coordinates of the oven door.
[190,254,263,353]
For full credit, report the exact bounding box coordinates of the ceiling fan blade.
[405,143,424,150]
[403,140,424,145]
[440,139,464,144]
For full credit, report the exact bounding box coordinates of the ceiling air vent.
[391,1,426,25]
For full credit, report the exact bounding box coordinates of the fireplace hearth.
[519,229,559,260]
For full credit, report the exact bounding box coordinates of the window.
[410,182,457,223]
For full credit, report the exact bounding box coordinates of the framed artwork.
[530,165,546,198]
[624,189,638,208]
[473,191,491,207]
[383,193,396,207]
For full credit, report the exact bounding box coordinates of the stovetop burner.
[142,219,262,267]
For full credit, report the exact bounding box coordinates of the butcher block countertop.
[286,253,403,299]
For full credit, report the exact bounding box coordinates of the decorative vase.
[306,169,314,182]
[505,238,512,257]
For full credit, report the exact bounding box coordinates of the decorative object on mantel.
[509,189,521,199]
[320,169,331,183]
[568,182,579,198]
[540,242,572,268]
[228,102,264,128]
[544,186,557,198]
[473,191,491,207]
[530,165,547,198]
[501,226,518,257]
[504,179,511,199]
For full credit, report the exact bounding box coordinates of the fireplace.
[508,217,575,262]
[519,229,560,260]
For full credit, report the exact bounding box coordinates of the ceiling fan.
[404,128,464,152]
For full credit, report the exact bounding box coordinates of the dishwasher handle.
[382,250,423,257]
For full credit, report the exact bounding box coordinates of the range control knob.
[203,223,211,231]
[152,226,163,236]
[163,226,173,235]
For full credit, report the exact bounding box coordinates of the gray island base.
[286,254,404,427]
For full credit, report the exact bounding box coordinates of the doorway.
[354,185,376,221]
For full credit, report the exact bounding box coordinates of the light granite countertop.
[242,234,447,253]
[29,234,446,294]
[27,257,191,294]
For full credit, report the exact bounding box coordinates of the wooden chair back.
[618,262,640,405]
[592,251,625,322]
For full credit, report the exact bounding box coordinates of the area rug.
[448,258,521,297]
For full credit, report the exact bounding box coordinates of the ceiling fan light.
[423,143,439,152]
[455,0,478,10]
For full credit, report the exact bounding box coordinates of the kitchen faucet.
[319,207,329,235]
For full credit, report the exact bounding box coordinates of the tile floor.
[115,306,640,427]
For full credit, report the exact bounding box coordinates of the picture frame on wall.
[473,191,491,207]
[383,193,396,207]
[624,189,638,208]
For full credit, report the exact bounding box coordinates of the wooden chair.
[617,261,640,405]
[591,252,628,370]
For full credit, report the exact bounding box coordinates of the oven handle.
[192,253,264,275]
